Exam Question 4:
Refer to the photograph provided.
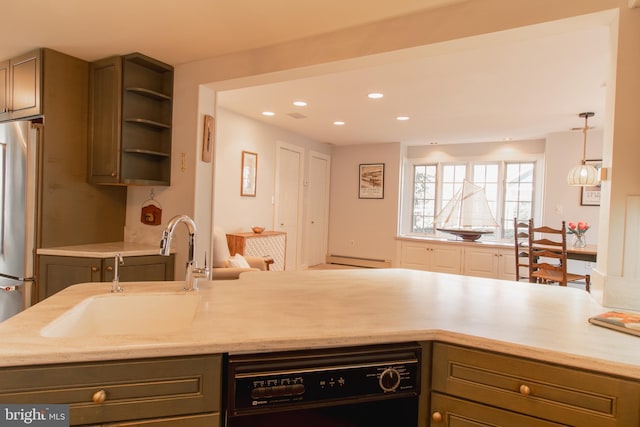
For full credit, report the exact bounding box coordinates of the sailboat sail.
[433,180,498,240]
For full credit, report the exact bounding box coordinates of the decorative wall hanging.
[241,151,258,197]
[359,163,385,199]
[202,114,214,163]
[140,189,162,225]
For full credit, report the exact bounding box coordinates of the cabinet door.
[38,255,102,300]
[399,242,430,270]
[429,244,462,274]
[103,255,175,282]
[430,393,564,427]
[497,249,517,280]
[104,413,220,427]
[9,49,41,119]
[88,56,122,184]
[0,355,222,426]
[463,247,498,278]
[0,59,8,120]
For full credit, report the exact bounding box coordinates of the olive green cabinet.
[88,52,173,186]
[429,342,640,426]
[38,254,175,301]
[0,49,41,121]
[0,355,222,427]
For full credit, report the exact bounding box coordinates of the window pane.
[503,162,535,237]
[411,164,437,233]
[472,163,499,226]
[441,164,466,207]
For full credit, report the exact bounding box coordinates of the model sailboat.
[433,180,498,241]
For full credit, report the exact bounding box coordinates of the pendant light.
[567,112,599,186]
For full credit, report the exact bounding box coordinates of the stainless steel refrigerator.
[0,120,38,321]
[0,49,132,323]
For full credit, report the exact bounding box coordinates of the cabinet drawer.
[430,392,564,427]
[0,355,221,426]
[432,343,640,426]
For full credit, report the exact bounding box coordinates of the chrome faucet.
[160,214,209,291]
[110,253,124,293]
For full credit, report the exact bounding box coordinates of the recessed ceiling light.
[396,116,410,121]
[293,101,307,107]
[262,111,275,116]
[333,121,345,126]
[367,92,384,99]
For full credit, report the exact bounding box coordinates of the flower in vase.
[567,221,590,237]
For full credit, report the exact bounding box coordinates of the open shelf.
[89,52,173,186]
[124,118,171,129]
[126,87,172,101]
[123,148,170,158]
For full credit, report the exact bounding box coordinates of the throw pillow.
[228,254,251,269]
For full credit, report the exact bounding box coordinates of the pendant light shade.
[567,112,599,186]
[567,162,599,186]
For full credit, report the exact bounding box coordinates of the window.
[503,162,535,239]
[441,164,467,209]
[412,165,436,233]
[406,160,536,241]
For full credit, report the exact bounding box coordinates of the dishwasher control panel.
[227,343,421,414]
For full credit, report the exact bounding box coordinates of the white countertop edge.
[37,241,167,258]
[0,331,634,382]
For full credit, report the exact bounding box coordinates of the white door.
[307,151,330,267]
[275,142,304,271]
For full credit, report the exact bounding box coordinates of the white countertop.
[37,241,163,258]
[0,269,638,379]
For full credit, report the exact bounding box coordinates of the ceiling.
[217,16,612,145]
[4,1,611,146]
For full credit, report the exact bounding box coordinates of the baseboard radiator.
[326,255,392,269]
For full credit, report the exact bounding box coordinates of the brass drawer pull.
[432,411,443,422]
[92,389,107,403]
[519,384,531,396]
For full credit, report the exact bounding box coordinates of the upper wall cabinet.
[0,49,42,121]
[88,53,173,186]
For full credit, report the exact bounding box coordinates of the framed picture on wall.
[359,163,385,199]
[580,159,602,206]
[241,151,258,197]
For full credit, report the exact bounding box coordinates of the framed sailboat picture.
[359,163,384,199]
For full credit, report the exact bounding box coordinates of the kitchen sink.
[40,293,200,338]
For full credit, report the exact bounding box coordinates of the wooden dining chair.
[513,218,530,281]
[527,219,590,292]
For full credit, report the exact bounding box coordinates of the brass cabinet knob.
[106,266,113,272]
[92,389,107,403]
[91,266,99,272]
[519,384,531,396]
[432,411,443,422]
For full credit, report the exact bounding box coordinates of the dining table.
[566,244,597,262]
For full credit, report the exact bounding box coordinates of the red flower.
[567,220,589,235]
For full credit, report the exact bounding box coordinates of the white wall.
[328,143,400,263]
[544,129,603,239]
[213,107,331,235]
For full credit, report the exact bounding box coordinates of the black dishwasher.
[226,342,421,427]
